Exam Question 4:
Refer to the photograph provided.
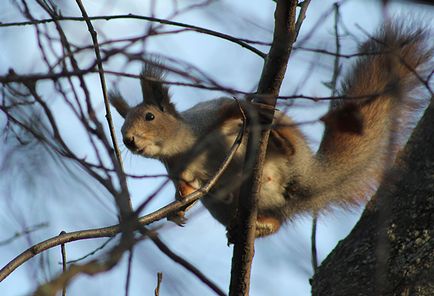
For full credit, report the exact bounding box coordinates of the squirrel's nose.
[123,136,136,149]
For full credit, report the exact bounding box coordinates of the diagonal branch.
[0,108,245,283]
[74,0,124,171]
[33,227,226,296]
[74,0,133,227]
[145,231,226,296]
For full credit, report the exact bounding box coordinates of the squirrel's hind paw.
[167,210,188,226]
[226,215,282,245]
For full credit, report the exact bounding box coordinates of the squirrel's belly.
[258,161,287,210]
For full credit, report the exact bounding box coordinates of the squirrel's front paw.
[167,210,187,226]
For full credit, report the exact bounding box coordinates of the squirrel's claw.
[226,214,239,245]
[226,215,282,245]
[167,210,187,226]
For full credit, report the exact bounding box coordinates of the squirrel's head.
[110,61,194,159]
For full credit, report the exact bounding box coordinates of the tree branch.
[0,14,266,58]
[74,0,133,232]
[59,231,67,296]
[229,1,299,295]
[74,0,124,171]
[0,223,48,247]
[145,231,226,296]
[32,226,226,296]
[154,272,163,296]
[0,107,245,282]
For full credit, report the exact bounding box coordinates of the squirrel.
[109,23,432,240]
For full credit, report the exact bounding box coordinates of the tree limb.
[0,108,245,282]
[229,1,299,295]
[0,14,266,58]
[312,96,434,295]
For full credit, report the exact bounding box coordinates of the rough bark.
[312,96,434,296]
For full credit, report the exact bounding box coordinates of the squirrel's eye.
[145,112,155,121]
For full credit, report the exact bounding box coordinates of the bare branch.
[125,249,133,296]
[74,0,133,225]
[294,0,312,42]
[144,231,226,296]
[0,14,266,58]
[311,214,318,273]
[329,3,342,97]
[60,231,67,296]
[74,0,124,170]
[31,226,225,296]
[229,1,300,295]
[0,105,245,282]
[311,2,342,274]
[0,223,48,247]
[154,272,163,296]
[34,252,121,296]
[65,237,115,264]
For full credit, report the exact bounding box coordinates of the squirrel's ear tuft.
[140,60,178,116]
[109,89,130,118]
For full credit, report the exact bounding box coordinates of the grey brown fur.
[110,24,432,238]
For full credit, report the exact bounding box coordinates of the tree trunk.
[312,96,434,296]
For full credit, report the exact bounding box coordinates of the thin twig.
[32,227,224,296]
[34,251,124,296]
[74,0,133,218]
[311,2,342,275]
[2,75,383,104]
[0,223,48,247]
[125,249,133,296]
[154,272,163,296]
[60,231,67,296]
[294,0,312,42]
[311,214,318,273]
[0,14,266,58]
[293,46,387,58]
[0,100,246,282]
[145,231,226,296]
[72,12,136,287]
[330,3,341,97]
[65,237,115,264]
[74,0,124,170]
[1,69,386,102]
[3,107,245,294]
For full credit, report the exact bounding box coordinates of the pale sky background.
[0,0,432,295]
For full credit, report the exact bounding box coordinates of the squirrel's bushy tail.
[310,22,432,210]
